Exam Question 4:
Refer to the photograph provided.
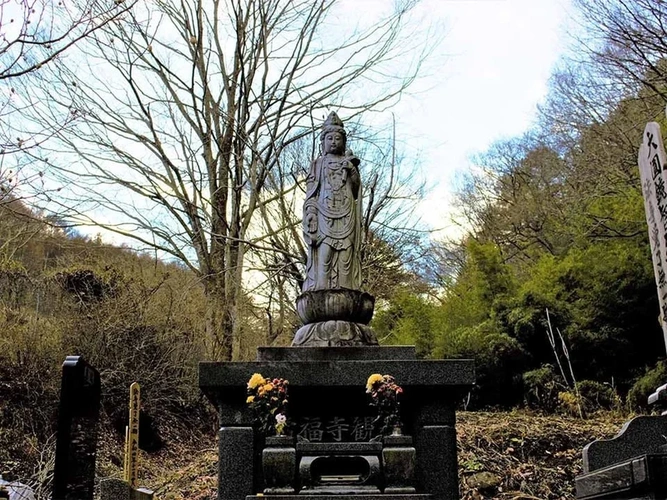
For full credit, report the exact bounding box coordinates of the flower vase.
[382,432,416,494]
[262,435,296,494]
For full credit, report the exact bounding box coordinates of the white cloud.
[378,0,576,236]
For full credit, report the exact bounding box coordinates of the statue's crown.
[321,111,345,137]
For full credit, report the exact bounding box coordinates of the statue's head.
[320,111,346,154]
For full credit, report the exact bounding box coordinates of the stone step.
[257,346,416,361]
[246,496,432,500]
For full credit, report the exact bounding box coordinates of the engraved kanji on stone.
[653,152,663,179]
[656,175,667,202]
[351,416,374,441]
[298,417,324,442]
[651,225,660,249]
[648,131,659,159]
[325,417,349,442]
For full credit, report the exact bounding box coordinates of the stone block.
[133,487,154,500]
[256,346,416,361]
[53,356,101,500]
[262,435,296,494]
[218,426,254,500]
[383,434,416,494]
[297,442,382,454]
[245,495,433,500]
[200,359,475,392]
[576,454,667,499]
[415,425,458,500]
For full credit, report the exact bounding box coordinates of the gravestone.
[52,356,101,500]
[639,122,667,350]
[199,113,475,500]
[575,122,667,500]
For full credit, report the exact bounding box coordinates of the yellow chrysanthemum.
[248,373,266,390]
[366,373,383,393]
[246,396,255,404]
[258,383,274,396]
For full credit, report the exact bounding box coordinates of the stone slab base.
[246,495,433,500]
[583,415,667,473]
[257,346,416,361]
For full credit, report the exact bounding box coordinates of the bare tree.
[1,0,135,80]
[0,163,17,202]
[18,0,433,359]
[1,0,135,148]
[572,0,667,100]
[0,0,136,216]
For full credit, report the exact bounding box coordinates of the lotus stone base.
[293,289,377,346]
[296,289,374,325]
[292,320,378,347]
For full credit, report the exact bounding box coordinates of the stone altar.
[199,113,474,500]
[199,347,474,500]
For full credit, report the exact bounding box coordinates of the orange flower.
[248,373,266,390]
[366,373,383,393]
[258,383,274,396]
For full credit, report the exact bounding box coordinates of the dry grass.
[108,410,629,500]
[457,411,628,500]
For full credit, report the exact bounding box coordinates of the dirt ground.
[98,410,629,500]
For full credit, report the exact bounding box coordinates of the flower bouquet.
[366,373,404,437]
[247,373,289,436]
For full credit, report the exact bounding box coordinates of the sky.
[378,0,576,237]
[4,0,578,250]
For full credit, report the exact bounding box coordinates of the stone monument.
[52,356,101,500]
[294,111,377,347]
[199,112,475,500]
[574,120,667,500]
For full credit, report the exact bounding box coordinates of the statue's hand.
[305,212,318,234]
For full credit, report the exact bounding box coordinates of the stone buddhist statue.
[303,112,362,291]
[293,112,377,347]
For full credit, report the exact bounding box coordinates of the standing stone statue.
[293,112,377,346]
[303,111,362,291]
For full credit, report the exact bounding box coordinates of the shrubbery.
[523,365,563,412]
[0,207,219,485]
[627,361,667,410]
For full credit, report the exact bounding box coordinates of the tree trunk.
[204,276,234,361]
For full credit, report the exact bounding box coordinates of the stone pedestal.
[199,346,474,500]
[99,478,130,500]
[293,289,378,346]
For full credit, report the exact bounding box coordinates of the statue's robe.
[303,152,362,291]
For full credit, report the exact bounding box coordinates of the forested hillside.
[0,199,211,484]
[376,0,667,410]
